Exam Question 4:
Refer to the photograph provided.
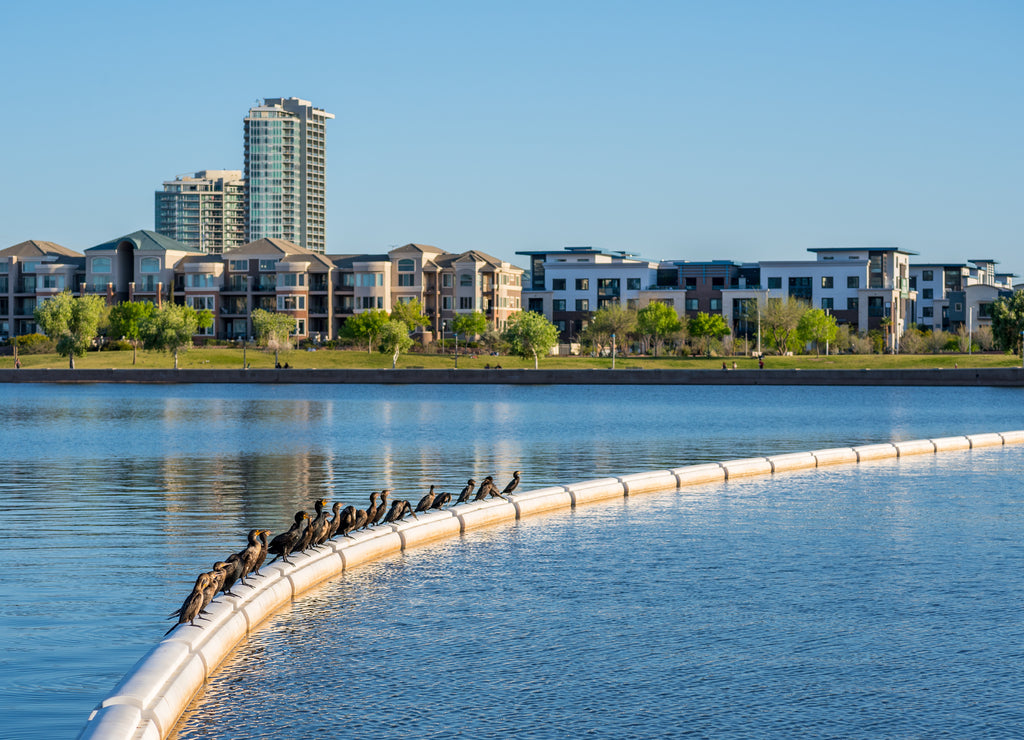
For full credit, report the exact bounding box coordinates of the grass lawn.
[4,347,1022,371]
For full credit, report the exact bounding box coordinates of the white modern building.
[155,170,245,254]
[244,98,334,253]
[910,259,1016,333]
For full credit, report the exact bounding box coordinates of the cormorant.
[219,553,245,597]
[474,476,496,501]
[251,529,270,576]
[382,498,418,523]
[351,508,369,532]
[326,502,343,540]
[335,505,357,538]
[236,529,263,585]
[165,572,213,635]
[268,511,309,564]
[362,491,381,529]
[431,491,451,509]
[501,471,521,496]
[369,490,391,527]
[308,499,331,547]
[456,479,476,504]
[415,485,436,513]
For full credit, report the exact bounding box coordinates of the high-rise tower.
[155,170,245,254]
[244,97,334,253]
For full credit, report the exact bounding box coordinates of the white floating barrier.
[671,463,725,486]
[720,457,773,479]
[967,432,1005,448]
[565,478,626,505]
[618,470,678,495]
[510,487,573,518]
[80,429,1024,740]
[811,447,859,466]
[894,439,937,457]
[392,511,461,548]
[931,436,971,452]
[852,443,898,462]
[766,452,817,473]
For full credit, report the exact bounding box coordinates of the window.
[341,273,355,287]
[979,302,993,318]
[709,298,721,311]
[576,299,589,311]
[685,298,699,311]
[294,319,306,336]
[556,320,566,332]
[684,279,697,290]
[552,278,566,290]
[460,274,473,287]
[41,275,65,290]
[627,278,641,290]
[923,288,933,299]
[954,302,963,312]
[340,295,353,311]
[186,274,216,288]
[442,296,452,310]
[359,296,377,309]
[528,298,544,312]
[922,270,934,281]
[553,299,566,311]
[821,297,834,310]
[277,295,306,311]
[0,263,8,274]
[821,276,833,289]
[230,259,249,271]
[868,296,885,317]
[21,261,41,273]
[847,297,859,311]
[923,306,934,317]
[460,297,474,309]
[92,257,111,274]
[847,275,859,289]
[575,278,589,290]
[398,259,415,272]
[397,274,414,287]
[712,277,724,288]
[788,277,812,300]
[187,295,215,311]
[356,273,383,287]
[767,277,781,290]
[281,273,305,287]
[259,259,278,271]
[442,274,453,288]
[140,257,160,274]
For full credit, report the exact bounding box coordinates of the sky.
[2,1,1021,272]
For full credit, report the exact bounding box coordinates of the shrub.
[101,339,134,352]
[15,333,56,354]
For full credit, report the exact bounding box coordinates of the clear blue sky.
[3,1,1021,273]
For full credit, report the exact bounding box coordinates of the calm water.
[0,383,1021,738]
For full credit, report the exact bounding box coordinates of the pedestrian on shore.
[758,357,764,369]
[14,358,20,369]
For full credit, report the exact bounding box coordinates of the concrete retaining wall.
[78,429,1024,739]
[7,367,1024,386]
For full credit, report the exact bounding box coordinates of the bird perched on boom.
[415,485,436,513]
[383,498,417,523]
[267,511,309,565]
[456,479,476,504]
[431,491,451,509]
[501,471,521,496]
[308,499,331,548]
[369,490,391,527]
[166,572,213,635]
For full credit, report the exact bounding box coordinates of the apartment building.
[155,170,246,254]
[910,260,1015,333]
[244,98,333,253]
[85,230,202,306]
[0,240,84,338]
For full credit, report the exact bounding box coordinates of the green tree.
[689,312,731,357]
[585,303,638,359]
[251,308,296,366]
[379,318,414,368]
[140,303,205,369]
[796,308,838,356]
[501,310,560,369]
[451,311,489,340]
[636,302,683,357]
[761,297,807,355]
[108,300,156,365]
[991,290,1024,355]
[342,309,390,353]
[33,291,106,369]
[390,298,430,333]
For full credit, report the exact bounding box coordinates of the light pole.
[611,333,616,370]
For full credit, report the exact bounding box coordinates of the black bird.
[326,502,343,540]
[369,490,391,527]
[219,553,246,597]
[456,479,476,504]
[501,471,521,496]
[415,485,436,513]
[383,499,418,523]
[166,572,213,635]
[431,491,451,509]
[335,505,357,538]
[474,476,496,501]
[308,499,331,547]
[237,529,264,585]
[250,529,270,576]
[268,511,309,565]
[362,491,381,529]
[351,507,369,532]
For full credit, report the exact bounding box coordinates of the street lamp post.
[611,333,616,370]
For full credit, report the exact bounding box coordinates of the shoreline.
[3,367,1024,386]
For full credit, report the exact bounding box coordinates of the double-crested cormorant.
[236,529,263,586]
[362,491,381,530]
[415,485,436,513]
[456,479,476,504]
[474,476,496,501]
[501,471,521,496]
[351,507,369,532]
[219,553,245,597]
[251,529,270,576]
[326,502,343,540]
[369,490,391,527]
[335,505,357,538]
[308,499,331,547]
[166,572,213,635]
[382,498,418,523]
[268,511,309,564]
[431,491,451,509]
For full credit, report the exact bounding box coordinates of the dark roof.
[1,240,83,258]
[330,253,391,268]
[808,246,919,256]
[86,230,201,253]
